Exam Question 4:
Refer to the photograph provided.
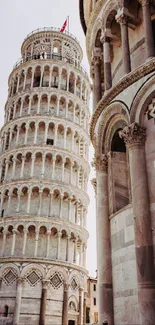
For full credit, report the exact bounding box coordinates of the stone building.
[86,276,98,325]
[0,27,91,325]
[79,1,155,325]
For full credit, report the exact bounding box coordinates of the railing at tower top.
[24,27,80,45]
[13,54,89,78]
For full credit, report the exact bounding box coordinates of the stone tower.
[0,27,91,325]
[80,1,155,325]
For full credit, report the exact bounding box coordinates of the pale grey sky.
[0,0,96,276]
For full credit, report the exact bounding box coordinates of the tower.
[80,1,155,325]
[0,27,91,325]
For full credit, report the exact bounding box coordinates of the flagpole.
[67,15,69,33]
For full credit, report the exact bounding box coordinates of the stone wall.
[110,206,140,325]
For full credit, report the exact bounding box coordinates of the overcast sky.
[0,0,96,276]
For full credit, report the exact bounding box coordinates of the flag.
[60,18,67,33]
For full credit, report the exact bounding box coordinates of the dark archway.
[111,129,126,152]
[68,320,75,325]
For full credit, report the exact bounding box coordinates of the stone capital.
[17,277,25,286]
[79,287,84,295]
[42,279,50,289]
[139,0,151,6]
[119,123,146,147]
[92,154,108,172]
[116,13,129,25]
[64,281,70,291]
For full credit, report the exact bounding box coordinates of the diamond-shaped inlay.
[26,270,41,286]
[70,277,78,291]
[3,269,17,286]
[50,272,63,290]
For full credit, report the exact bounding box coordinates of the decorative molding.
[90,58,155,147]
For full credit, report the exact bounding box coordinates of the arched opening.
[33,66,41,87]
[108,125,129,214]
[68,320,75,325]
[51,67,59,88]
[111,129,126,152]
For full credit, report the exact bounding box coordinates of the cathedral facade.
[80,1,155,324]
[0,28,91,325]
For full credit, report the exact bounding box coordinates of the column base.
[99,283,114,325]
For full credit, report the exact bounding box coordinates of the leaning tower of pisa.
[0,27,90,325]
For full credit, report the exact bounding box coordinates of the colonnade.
[92,0,155,103]
[0,151,88,191]
[0,186,87,225]
[6,93,89,132]
[0,225,87,268]
[0,121,89,160]
[9,64,89,105]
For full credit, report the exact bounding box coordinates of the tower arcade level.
[0,28,91,325]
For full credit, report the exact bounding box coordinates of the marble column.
[39,280,49,325]
[26,189,31,214]
[57,231,61,259]
[22,230,28,255]
[30,155,35,177]
[12,157,16,179]
[66,235,70,262]
[102,36,112,90]
[13,278,24,325]
[11,230,16,256]
[120,123,155,325]
[34,231,39,257]
[1,230,7,256]
[46,231,51,258]
[94,154,114,325]
[73,238,77,263]
[140,0,155,59]
[62,282,69,325]
[20,155,26,178]
[78,287,84,325]
[117,13,131,74]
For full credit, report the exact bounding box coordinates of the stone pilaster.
[62,282,69,325]
[120,123,155,324]
[13,278,24,325]
[93,154,114,325]
[39,280,49,325]
[139,0,155,59]
[83,292,87,325]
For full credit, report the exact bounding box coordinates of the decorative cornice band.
[90,58,155,146]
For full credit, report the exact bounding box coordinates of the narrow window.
[46,139,54,146]
[3,305,9,317]
[1,209,4,218]
[94,298,96,306]
[93,284,96,291]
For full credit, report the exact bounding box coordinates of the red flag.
[60,19,67,32]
